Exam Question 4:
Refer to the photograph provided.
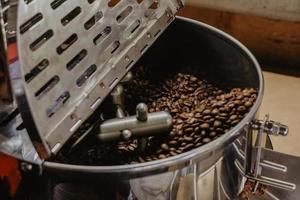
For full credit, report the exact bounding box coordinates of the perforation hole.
[110,41,120,54]
[128,20,141,35]
[25,59,49,83]
[154,29,161,37]
[61,7,81,26]
[84,11,103,30]
[50,0,67,9]
[140,44,149,54]
[20,13,43,34]
[108,0,121,7]
[149,1,159,9]
[87,0,96,3]
[46,91,70,117]
[109,78,119,89]
[66,49,87,71]
[125,60,134,70]
[24,0,34,4]
[30,30,53,51]
[93,27,112,45]
[116,6,133,23]
[35,76,59,100]
[136,0,144,4]
[57,33,78,54]
[76,65,97,87]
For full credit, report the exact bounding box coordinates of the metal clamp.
[243,115,295,193]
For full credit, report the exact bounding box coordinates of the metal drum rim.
[43,16,264,177]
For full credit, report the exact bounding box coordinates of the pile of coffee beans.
[56,66,257,165]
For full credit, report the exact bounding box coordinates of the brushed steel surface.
[15,0,184,157]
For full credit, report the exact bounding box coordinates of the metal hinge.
[241,115,296,194]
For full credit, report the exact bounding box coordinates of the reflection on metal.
[0,112,41,165]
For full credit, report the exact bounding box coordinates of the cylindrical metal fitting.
[136,103,148,122]
[97,111,172,142]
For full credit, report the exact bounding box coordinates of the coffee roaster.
[0,1,300,199]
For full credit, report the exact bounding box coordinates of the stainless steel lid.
[15,0,184,158]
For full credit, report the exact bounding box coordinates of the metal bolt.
[21,162,33,172]
[136,103,148,121]
[146,33,152,38]
[122,130,132,140]
[100,82,106,89]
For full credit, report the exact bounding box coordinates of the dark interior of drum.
[137,18,260,91]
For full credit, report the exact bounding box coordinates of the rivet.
[146,33,151,38]
[100,82,106,89]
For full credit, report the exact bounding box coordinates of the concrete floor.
[260,71,300,156]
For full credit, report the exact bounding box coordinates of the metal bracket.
[243,115,295,193]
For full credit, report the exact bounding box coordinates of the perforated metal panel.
[17,0,183,157]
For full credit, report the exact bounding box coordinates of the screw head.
[122,130,132,140]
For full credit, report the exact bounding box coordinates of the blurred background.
[179,0,300,156]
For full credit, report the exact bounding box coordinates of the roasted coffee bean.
[161,143,169,151]
[213,120,222,128]
[203,115,212,120]
[237,106,247,112]
[184,127,194,134]
[209,131,217,137]
[191,123,200,128]
[169,147,176,152]
[211,108,219,115]
[58,70,257,165]
[231,120,240,125]
[177,130,184,136]
[176,149,183,154]
[244,101,253,107]
[170,131,176,137]
[236,95,244,100]
[181,142,187,147]
[200,123,210,129]
[190,76,198,82]
[202,109,211,115]
[170,151,178,156]
[202,138,212,144]
[138,157,145,163]
[169,140,178,146]
[189,132,196,137]
[195,143,203,147]
[194,112,201,117]
[128,146,135,151]
[187,118,197,124]
[184,136,194,142]
[158,154,167,159]
[194,137,202,144]
[229,115,238,121]
[184,144,194,151]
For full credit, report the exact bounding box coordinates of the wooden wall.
[178,6,300,76]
